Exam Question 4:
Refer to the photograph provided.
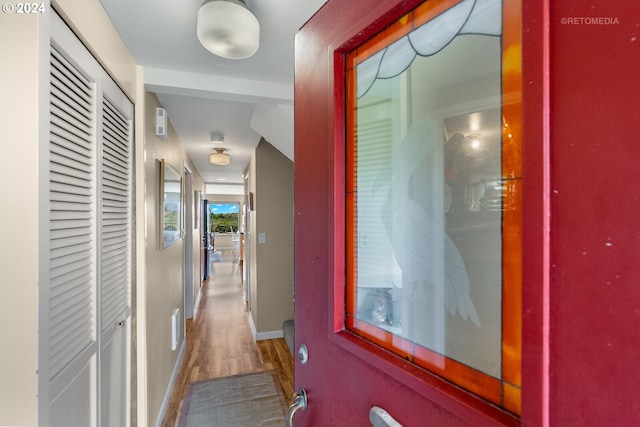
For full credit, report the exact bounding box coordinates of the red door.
[295,0,640,426]
[294,0,532,425]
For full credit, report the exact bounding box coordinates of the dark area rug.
[178,370,287,427]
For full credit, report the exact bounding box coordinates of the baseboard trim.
[193,287,202,319]
[154,338,186,427]
[256,329,284,341]
[247,312,285,341]
[248,311,257,341]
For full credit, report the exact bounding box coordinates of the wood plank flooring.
[160,259,294,427]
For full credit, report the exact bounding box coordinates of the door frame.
[183,165,194,319]
[202,199,211,280]
[293,0,549,425]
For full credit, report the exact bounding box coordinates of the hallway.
[161,255,294,426]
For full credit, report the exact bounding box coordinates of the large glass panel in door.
[345,0,522,414]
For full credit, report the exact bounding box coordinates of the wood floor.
[160,259,294,427]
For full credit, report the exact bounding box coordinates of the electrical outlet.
[259,232,266,244]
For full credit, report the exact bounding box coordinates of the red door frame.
[294,0,548,425]
[521,1,549,426]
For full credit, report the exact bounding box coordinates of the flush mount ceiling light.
[197,0,260,60]
[209,148,231,165]
[210,132,224,144]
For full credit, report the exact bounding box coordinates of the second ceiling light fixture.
[210,148,231,165]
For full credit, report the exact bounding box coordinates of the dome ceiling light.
[209,148,231,165]
[196,0,260,60]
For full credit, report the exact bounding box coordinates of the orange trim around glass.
[501,0,523,415]
[344,0,522,416]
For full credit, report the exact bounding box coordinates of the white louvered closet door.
[99,77,133,427]
[45,12,133,427]
[49,46,96,384]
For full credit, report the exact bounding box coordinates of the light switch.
[259,232,266,244]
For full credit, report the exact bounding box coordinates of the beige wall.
[144,92,206,425]
[53,0,137,102]
[0,9,45,426]
[52,0,136,103]
[252,139,295,334]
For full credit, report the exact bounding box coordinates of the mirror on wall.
[160,159,182,249]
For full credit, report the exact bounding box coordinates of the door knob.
[285,389,307,427]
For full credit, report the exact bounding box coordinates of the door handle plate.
[297,343,309,366]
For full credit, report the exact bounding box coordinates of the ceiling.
[99,0,328,186]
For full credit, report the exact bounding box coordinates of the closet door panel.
[48,15,100,425]
[100,89,132,334]
[49,44,97,380]
[100,324,128,427]
[49,360,93,427]
[99,70,133,427]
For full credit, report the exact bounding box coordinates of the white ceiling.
[99,0,327,184]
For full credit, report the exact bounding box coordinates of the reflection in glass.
[346,0,521,407]
[161,160,182,248]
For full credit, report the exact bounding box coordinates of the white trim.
[205,183,244,195]
[193,287,202,319]
[145,67,293,105]
[248,311,257,341]
[247,308,284,341]
[154,338,186,427]
[256,330,284,341]
[37,9,53,423]
[134,64,148,427]
[183,165,194,320]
